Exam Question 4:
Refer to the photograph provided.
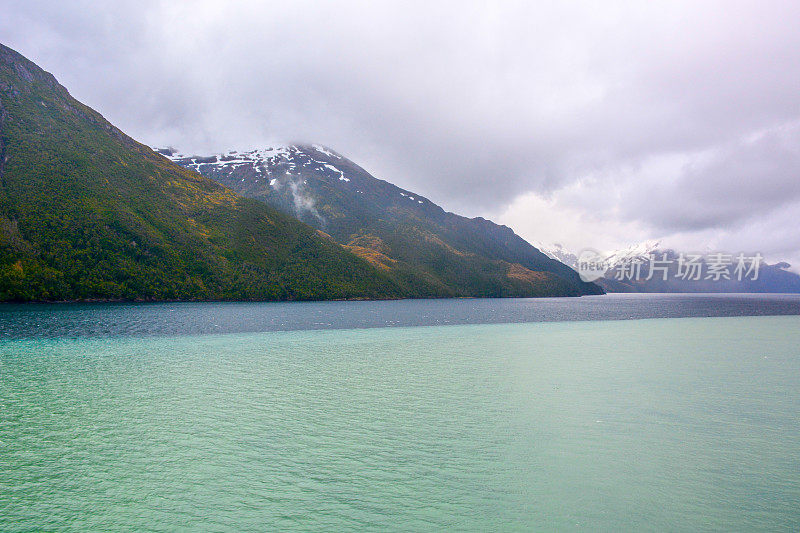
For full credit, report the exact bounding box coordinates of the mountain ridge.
[158,144,602,298]
[0,42,598,301]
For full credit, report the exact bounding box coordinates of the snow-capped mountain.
[600,240,662,270]
[155,145,432,226]
[155,144,602,298]
[159,144,352,185]
[532,240,661,271]
[530,242,579,268]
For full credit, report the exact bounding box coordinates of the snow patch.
[321,163,349,182]
[312,144,341,159]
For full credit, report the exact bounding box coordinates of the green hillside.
[0,43,402,301]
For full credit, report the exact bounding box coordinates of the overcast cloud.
[2,0,799,266]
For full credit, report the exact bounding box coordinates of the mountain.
[157,145,602,297]
[531,241,581,269]
[0,43,404,301]
[537,240,800,293]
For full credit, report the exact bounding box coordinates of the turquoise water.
[2,314,800,530]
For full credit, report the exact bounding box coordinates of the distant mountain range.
[158,145,602,298]
[535,241,800,293]
[0,42,598,301]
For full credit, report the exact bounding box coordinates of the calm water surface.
[1,295,799,530]
[2,293,800,339]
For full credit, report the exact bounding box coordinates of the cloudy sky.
[2,0,799,266]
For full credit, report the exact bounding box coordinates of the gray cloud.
[618,122,800,232]
[2,0,800,260]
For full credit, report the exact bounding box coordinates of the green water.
[2,316,799,531]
